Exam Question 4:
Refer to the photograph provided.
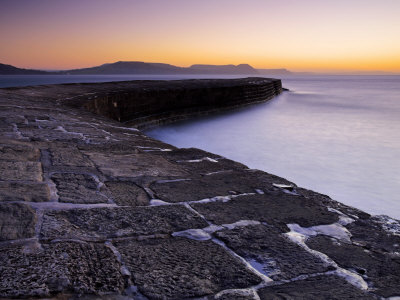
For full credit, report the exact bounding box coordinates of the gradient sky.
[1,0,400,72]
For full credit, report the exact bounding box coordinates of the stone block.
[0,203,36,241]
[257,275,378,299]
[151,170,294,203]
[192,193,339,232]
[0,241,124,298]
[0,182,50,202]
[306,235,400,297]
[84,152,187,178]
[0,161,42,181]
[51,173,108,204]
[215,224,329,280]
[0,143,40,161]
[50,146,94,167]
[115,237,262,299]
[40,205,208,241]
[105,181,149,206]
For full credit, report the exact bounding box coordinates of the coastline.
[0,78,399,299]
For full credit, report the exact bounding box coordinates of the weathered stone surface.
[0,241,124,298]
[346,216,400,253]
[105,181,149,206]
[214,224,330,280]
[0,182,50,202]
[19,127,85,143]
[297,187,371,220]
[77,141,141,155]
[0,161,42,181]
[192,193,339,232]
[159,147,222,162]
[151,170,294,203]
[209,291,258,300]
[0,142,40,161]
[41,205,208,241]
[50,146,94,167]
[115,237,262,299]
[306,235,400,297]
[51,173,108,204]
[84,152,187,178]
[177,158,248,176]
[153,148,248,175]
[257,275,378,299]
[0,203,36,241]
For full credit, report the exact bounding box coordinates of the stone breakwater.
[0,78,399,299]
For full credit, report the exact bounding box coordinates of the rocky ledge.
[0,78,399,299]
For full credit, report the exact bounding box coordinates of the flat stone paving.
[0,81,399,299]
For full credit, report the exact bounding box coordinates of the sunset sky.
[1,0,399,72]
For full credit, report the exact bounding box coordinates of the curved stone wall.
[81,77,282,129]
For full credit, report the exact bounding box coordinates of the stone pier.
[0,78,399,299]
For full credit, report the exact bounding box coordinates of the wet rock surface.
[306,235,400,297]
[214,224,330,280]
[192,192,339,232]
[0,78,399,299]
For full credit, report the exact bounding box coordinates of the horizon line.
[2,60,400,75]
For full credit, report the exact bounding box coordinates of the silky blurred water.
[147,76,400,219]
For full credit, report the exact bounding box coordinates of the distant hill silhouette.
[62,61,260,75]
[0,63,49,75]
[61,61,188,75]
[0,61,294,75]
[188,64,258,74]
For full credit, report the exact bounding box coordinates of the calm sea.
[1,74,399,219]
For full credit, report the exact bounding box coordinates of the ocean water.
[146,75,400,219]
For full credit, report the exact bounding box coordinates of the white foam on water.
[373,215,400,236]
[287,222,352,243]
[222,220,261,230]
[189,193,256,205]
[149,199,170,206]
[28,202,117,210]
[202,224,225,234]
[155,178,191,184]
[214,288,260,300]
[177,157,218,163]
[172,229,211,241]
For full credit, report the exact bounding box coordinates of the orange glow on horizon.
[1,0,400,73]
